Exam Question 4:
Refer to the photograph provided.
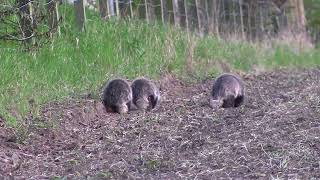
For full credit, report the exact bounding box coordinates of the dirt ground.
[1,69,320,179]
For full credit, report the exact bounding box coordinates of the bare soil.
[1,69,320,179]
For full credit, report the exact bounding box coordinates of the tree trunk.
[160,0,168,24]
[247,0,253,41]
[184,0,190,32]
[145,0,155,22]
[115,0,120,17]
[18,0,36,44]
[172,0,181,27]
[205,0,210,32]
[289,0,306,33]
[129,0,133,17]
[48,0,60,37]
[232,0,237,34]
[195,0,208,36]
[99,0,108,19]
[212,0,220,37]
[108,0,115,16]
[239,0,244,39]
[74,0,86,31]
[145,0,149,22]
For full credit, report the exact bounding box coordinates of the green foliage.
[0,0,51,45]
[304,0,320,45]
[195,37,258,77]
[0,4,320,125]
[305,0,320,30]
[266,46,320,68]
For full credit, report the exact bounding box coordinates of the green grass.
[0,5,320,126]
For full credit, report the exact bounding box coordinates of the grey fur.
[210,73,245,108]
[102,78,132,114]
[131,78,160,111]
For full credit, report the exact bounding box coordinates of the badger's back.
[211,73,244,108]
[131,78,160,109]
[132,79,152,99]
[102,79,132,106]
[212,74,243,98]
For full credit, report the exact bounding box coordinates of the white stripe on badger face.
[155,89,160,101]
[224,83,240,97]
[128,91,133,100]
[144,95,149,103]
[234,84,240,97]
[209,98,223,108]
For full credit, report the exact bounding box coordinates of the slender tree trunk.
[129,0,133,17]
[184,0,190,32]
[18,0,36,44]
[239,0,244,39]
[108,0,115,16]
[195,0,200,33]
[213,0,220,37]
[178,0,186,27]
[160,0,168,24]
[221,0,225,29]
[115,0,120,17]
[247,1,252,41]
[48,0,60,37]
[205,0,210,32]
[144,0,149,22]
[290,0,306,33]
[172,0,181,27]
[258,1,265,39]
[99,0,108,19]
[74,0,86,31]
[195,0,208,36]
[232,0,237,34]
[146,0,155,22]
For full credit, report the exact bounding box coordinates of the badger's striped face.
[148,94,159,110]
[234,83,241,96]
[209,98,223,109]
[147,86,160,110]
[224,83,241,98]
[127,89,133,101]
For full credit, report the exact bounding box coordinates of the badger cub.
[210,73,245,108]
[102,78,132,114]
[131,78,160,111]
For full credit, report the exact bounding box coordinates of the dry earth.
[1,69,320,179]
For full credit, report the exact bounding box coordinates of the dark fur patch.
[234,95,244,107]
[222,95,235,108]
[148,95,158,109]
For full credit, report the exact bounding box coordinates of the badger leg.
[234,95,244,107]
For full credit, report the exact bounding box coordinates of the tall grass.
[0,5,319,125]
